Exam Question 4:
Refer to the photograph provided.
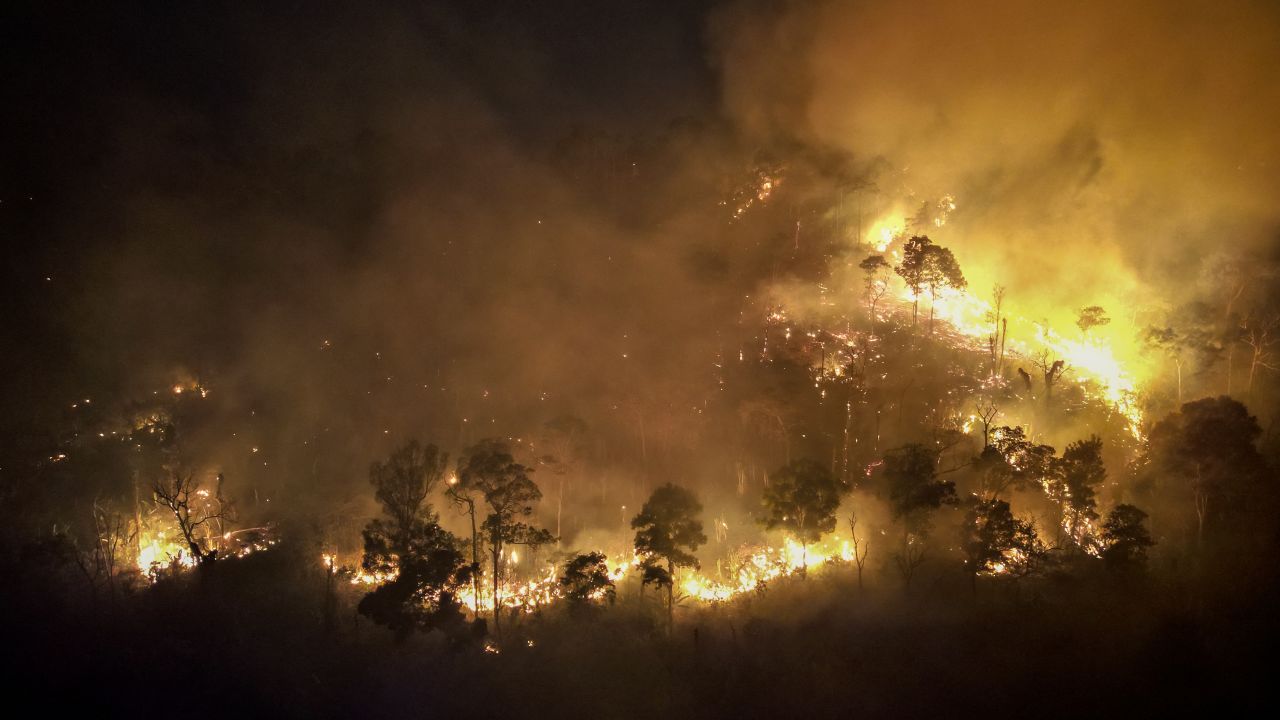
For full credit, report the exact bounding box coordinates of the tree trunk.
[1226,342,1235,396]
[666,559,675,635]
[467,502,481,611]
[491,537,503,638]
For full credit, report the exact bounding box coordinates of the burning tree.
[631,483,706,630]
[152,470,233,566]
[1049,436,1107,550]
[962,498,1045,592]
[760,459,847,570]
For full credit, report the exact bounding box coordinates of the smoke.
[712,0,1280,347]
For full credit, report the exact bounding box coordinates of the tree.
[739,398,795,464]
[859,254,891,322]
[359,441,471,638]
[895,236,932,326]
[962,499,1044,592]
[1142,397,1265,555]
[632,483,706,630]
[1051,436,1106,549]
[760,459,847,570]
[537,415,590,541]
[359,520,472,639]
[848,511,870,590]
[921,244,967,333]
[369,441,449,549]
[1076,306,1111,336]
[880,444,956,587]
[445,468,483,616]
[1100,504,1154,575]
[458,439,554,637]
[986,285,1008,372]
[559,551,615,608]
[1033,350,1067,400]
[1242,311,1280,398]
[973,399,1000,448]
[1144,313,1219,405]
[152,470,233,566]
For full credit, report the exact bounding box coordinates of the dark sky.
[0,1,721,431]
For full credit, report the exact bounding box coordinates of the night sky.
[1,0,718,433]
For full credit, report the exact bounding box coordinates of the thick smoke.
[713,0,1280,356]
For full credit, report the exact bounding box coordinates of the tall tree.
[368,441,449,550]
[1142,397,1266,555]
[537,415,590,541]
[859,254,892,322]
[631,483,706,631]
[895,235,933,326]
[760,459,848,569]
[880,444,956,587]
[921,244,967,333]
[457,439,554,638]
[359,441,470,638]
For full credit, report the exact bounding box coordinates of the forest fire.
[7,0,1280,716]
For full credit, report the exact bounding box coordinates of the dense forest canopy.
[4,0,1280,716]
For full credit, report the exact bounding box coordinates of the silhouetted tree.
[152,470,233,566]
[962,498,1044,592]
[368,441,449,550]
[359,520,471,639]
[859,254,891,321]
[921,243,966,333]
[1143,397,1266,555]
[1076,306,1111,336]
[537,415,590,541]
[761,459,847,570]
[458,439,554,637]
[1051,436,1106,549]
[559,551,615,608]
[895,236,932,326]
[632,483,706,630]
[881,444,956,587]
[359,441,470,638]
[1101,503,1154,575]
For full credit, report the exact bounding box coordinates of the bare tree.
[74,500,131,604]
[848,511,870,591]
[152,471,233,566]
[1033,351,1067,400]
[986,285,1007,373]
[1243,311,1280,398]
[973,399,999,448]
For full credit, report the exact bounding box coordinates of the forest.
[4,1,1280,717]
